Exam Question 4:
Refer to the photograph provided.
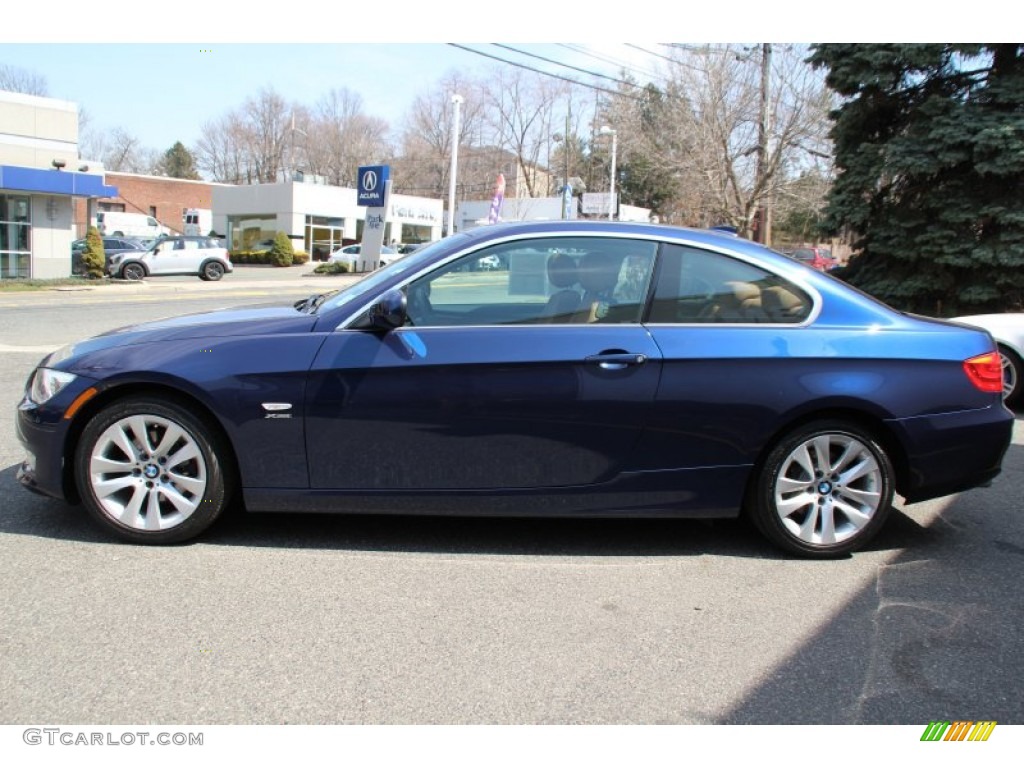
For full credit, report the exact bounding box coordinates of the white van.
[96,211,170,238]
[182,208,213,236]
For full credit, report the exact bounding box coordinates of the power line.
[624,43,681,65]
[491,44,638,89]
[447,44,644,102]
[556,44,667,85]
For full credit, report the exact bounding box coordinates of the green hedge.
[230,249,310,266]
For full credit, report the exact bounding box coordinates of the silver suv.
[107,236,233,281]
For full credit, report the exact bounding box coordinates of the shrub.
[229,250,272,265]
[313,262,349,275]
[292,249,310,265]
[268,231,294,267]
[80,226,105,279]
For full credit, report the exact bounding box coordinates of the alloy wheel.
[88,414,207,532]
[772,432,883,547]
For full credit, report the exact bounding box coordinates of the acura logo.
[361,170,378,192]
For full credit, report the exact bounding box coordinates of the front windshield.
[317,236,467,313]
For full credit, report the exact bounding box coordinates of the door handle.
[585,352,648,370]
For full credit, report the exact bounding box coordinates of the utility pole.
[755,43,773,246]
[447,94,463,237]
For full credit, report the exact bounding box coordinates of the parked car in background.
[71,236,148,275]
[950,313,1024,407]
[106,235,232,281]
[17,221,1012,557]
[789,247,838,272]
[327,244,398,270]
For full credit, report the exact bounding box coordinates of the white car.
[106,236,233,282]
[951,313,1024,406]
[327,244,398,270]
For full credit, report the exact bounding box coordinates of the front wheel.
[74,397,233,544]
[749,420,895,558]
[120,262,146,281]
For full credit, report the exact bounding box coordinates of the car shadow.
[0,462,924,560]
[721,437,1024,723]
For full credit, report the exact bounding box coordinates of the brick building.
[73,172,231,237]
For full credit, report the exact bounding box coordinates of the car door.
[144,239,177,275]
[636,242,815,473]
[305,236,663,491]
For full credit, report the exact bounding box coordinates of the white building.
[456,196,651,233]
[213,180,443,259]
[0,90,116,278]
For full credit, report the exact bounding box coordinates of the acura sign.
[357,165,389,207]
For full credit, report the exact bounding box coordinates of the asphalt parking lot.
[1,269,1023,727]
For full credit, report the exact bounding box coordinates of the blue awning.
[0,164,118,197]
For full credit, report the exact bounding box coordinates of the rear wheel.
[74,397,232,544]
[750,420,894,557]
[201,261,225,281]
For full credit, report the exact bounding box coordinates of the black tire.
[74,396,233,544]
[121,262,146,281]
[749,420,895,558]
[201,261,225,281]
[998,344,1023,408]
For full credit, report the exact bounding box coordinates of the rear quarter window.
[649,243,812,324]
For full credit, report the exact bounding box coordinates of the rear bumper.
[889,403,1013,503]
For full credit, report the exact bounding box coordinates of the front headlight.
[29,368,77,405]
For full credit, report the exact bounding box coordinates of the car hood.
[43,305,317,368]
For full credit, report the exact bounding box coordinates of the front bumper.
[16,374,100,503]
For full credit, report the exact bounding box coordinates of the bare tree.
[195,87,296,183]
[482,68,563,198]
[304,88,390,186]
[93,127,157,174]
[602,44,833,234]
[0,63,48,95]
[394,72,485,199]
[195,110,259,184]
[676,45,832,234]
[240,87,291,183]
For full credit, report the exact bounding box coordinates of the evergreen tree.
[268,231,294,267]
[809,44,1024,314]
[158,141,201,180]
[80,226,105,279]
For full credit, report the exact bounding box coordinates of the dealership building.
[213,180,443,259]
[0,89,116,279]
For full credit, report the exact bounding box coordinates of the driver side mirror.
[367,288,407,331]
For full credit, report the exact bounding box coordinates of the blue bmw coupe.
[16,222,1013,556]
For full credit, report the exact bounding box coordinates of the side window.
[403,237,657,327]
[649,244,811,324]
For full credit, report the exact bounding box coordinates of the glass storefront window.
[305,215,347,262]
[0,195,31,278]
[226,215,278,252]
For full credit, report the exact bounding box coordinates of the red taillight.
[963,352,1003,393]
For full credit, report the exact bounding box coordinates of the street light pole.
[599,125,617,220]
[447,94,464,237]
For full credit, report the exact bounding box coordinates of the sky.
[5,1,966,161]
